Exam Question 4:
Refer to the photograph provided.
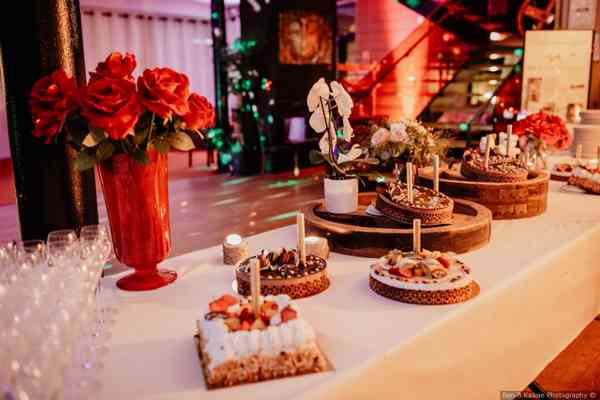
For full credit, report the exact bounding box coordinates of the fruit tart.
[236,248,329,299]
[369,249,479,305]
[195,294,328,388]
[376,180,454,226]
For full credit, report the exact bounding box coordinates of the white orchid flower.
[330,80,353,117]
[371,127,391,147]
[309,103,330,133]
[337,144,362,164]
[307,77,330,112]
[342,117,353,141]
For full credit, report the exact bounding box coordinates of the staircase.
[341,0,524,139]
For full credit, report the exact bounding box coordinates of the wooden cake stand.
[418,166,549,220]
[302,193,491,258]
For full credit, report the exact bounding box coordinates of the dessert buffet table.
[99,182,600,400]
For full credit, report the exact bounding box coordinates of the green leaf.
[309,150,325,165]
[131,149,149,165]
[90,126,106,143]
[154,139,170,155]
[73,151,96,171]
[96,141,114,161]
[168,131,195,151]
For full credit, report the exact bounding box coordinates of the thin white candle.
[297,213,306,265]
[250,259,261,313]
[406,162,414,203]
[413,219,421,254]
[506,125,513,158]
[433,155,440,192]
[484,134,493,170]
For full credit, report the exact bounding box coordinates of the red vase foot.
[116,268,177,291]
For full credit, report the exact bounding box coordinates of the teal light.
[459,123,469,132]
[223,177,254,186]
[211,11,219,20]
[266,114,274,125]
[266,211,298,222]
[231,141,242,154]
[405,0,421,7]
[267,179,306,189]
[513,48,524,57]
[219,152,232,166]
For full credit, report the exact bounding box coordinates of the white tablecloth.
[99,182,600,400]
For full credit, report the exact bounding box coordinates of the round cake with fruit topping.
[236,248,329,299]
[369,249,479,305]
[461,148,528,183]
[196,294,328,388]
[376,180,454,226]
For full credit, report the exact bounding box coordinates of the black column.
[1,0,98,241]
[211,0,232,172]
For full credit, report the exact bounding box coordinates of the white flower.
[330,80,353,117]
[337,144,362,164]
[371,128,391,147]
[318,126,336,155]
[389,122,408,143]
[309,104,330,133]
[307,77,330,112]
[342,117,353,141]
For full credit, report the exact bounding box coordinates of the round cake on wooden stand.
[236,249,329,299]
[369,249,479,305]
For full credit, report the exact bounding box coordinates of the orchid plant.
[307,78,373,178]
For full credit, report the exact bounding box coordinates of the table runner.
[99,182,600,399]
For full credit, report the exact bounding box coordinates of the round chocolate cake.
[236,248,329,299]
[460,149,528,183]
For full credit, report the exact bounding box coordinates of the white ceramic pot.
[324,177,358,214]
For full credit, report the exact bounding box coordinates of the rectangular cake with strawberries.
[196,294,328,388]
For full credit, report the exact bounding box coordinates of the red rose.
[137,68,190,119]
[79,78,141,140]
[30,69,77,143]
[181,93,214,130]
[90,52,136,82]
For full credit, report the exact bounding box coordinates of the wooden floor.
[0,154,598,393]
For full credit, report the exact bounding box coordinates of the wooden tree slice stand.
[302,193,491,258]
[418,166,549,220]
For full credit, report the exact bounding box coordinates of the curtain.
[80,8,241,104]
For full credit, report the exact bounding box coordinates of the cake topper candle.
[576,144,582,165]
[406,162,414,203]
[484,134,493,170]
[297,212,306,265]
[506,125,512,158]
[433,155,440,192]
[250,259,261,313]
[413,219,422,254]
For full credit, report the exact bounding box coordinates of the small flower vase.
[324,176,358,214]
[529,140,549,170]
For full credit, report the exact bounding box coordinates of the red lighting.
[442,33,453,42]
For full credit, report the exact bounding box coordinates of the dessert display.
[236,248,329,299]
[553,163,574,174]
[460,148,529,183]
[461,131,528,183]
[195,294,329,388]
[369,249,479,304]
[569,165,600,194]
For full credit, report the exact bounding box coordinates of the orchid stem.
[320,96,339,178]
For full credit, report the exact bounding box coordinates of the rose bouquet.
[512,111,571,151]
[30,52,215,170]
[369,118,447,169]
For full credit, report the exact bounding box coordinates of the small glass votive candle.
[223,234,248,265]
[305,236,329,260]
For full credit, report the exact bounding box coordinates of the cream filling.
[199,295,317,370]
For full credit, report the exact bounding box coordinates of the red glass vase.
[98,150,177,291]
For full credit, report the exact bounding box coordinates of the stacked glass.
[0,225,117,400]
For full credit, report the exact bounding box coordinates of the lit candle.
[250,258,261,313]
[433,155,440,192]
[223,234,248,265]
[413,218,422,254]
[406,162,414,203]
[484,134,493,170]
[305,236,329,259]
[506,125,512,158]
[576,144,582,165]
[297,213,306,265]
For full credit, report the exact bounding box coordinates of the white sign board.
[521,30,593,121]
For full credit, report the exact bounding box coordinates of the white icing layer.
[370,253,473,292]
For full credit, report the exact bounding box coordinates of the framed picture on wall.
[278,10,333,65]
